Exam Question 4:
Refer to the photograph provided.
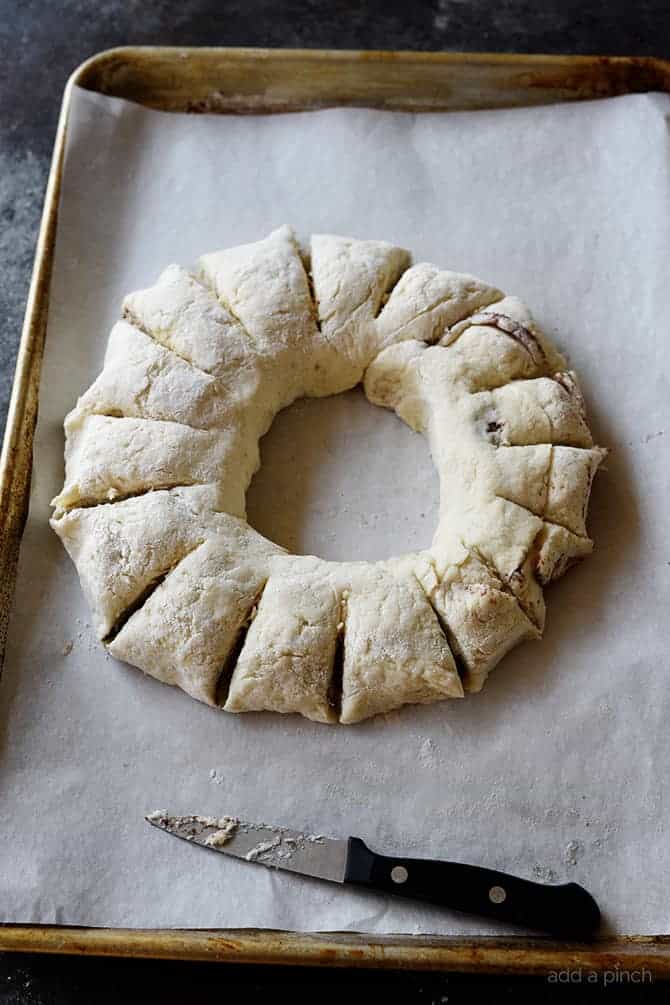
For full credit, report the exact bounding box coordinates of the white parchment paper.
[1,85,668,934]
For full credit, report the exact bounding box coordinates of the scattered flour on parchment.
[564,839,584,868]
[532,864,557,883]
[64,619,102,659]
[418,737,439,768]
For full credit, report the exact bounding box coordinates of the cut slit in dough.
[52,483,225,639]
[494,444,607,537]
[107,526,283,706]
[473,373,594,448]
[225,560,342,724]
[74,320,227,430]
[309,233,410,390]
[376,263,502,348]
[52,414,253,517]
[224,556,464,724]
[339,564,463,724]
[419,552,539,694]
[51,227,605,723]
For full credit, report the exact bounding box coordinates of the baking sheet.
[1,85,668,934]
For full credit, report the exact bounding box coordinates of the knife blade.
[145,811,600,937]
[146,811,346,882]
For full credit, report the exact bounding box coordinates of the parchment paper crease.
[1,86,668,933]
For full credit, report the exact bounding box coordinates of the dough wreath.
[51,226,605,724]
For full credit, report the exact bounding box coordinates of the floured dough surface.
[51,226,605,724]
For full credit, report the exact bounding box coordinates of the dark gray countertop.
[2,1,670,1001]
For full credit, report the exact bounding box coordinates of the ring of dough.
[51,226,605,724]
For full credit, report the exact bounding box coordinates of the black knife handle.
[344,837,600,938]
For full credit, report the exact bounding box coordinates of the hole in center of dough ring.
[246,387,439,563]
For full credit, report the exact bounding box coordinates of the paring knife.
[146,811,600,937]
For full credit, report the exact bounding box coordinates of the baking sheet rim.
[1,45,669,970]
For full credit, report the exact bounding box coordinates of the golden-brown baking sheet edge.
[1,45,668,971]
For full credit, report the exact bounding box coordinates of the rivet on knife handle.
[343,837,601,938]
